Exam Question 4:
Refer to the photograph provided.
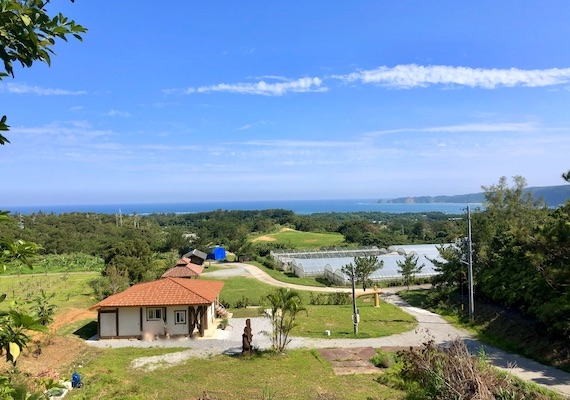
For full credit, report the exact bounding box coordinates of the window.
[147,308,162,321]
[174,310,186,324]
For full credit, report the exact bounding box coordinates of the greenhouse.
[271,244,450,284]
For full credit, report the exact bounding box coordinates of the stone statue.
[242,318,253,355]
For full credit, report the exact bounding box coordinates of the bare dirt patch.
[51,308,97,332]
[251,235,276,242]
[319,347,380,375]
[2,308,98,380]
[0,335,96,383]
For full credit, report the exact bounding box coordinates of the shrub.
[370,350,393,368]
[235,295,251,309]
[397,338,555,399]
[309,292,350,306]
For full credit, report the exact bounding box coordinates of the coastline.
[3,199,481,216]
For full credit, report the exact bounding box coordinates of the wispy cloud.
[236,120,267,131]
[165,65,570,97]
[11,121,111,140]
[181,77,326,96]
[238,139,358,148]
[365,122,539,136]
[333,64,570,89]
[105,109,131,117]
[2,83,87,95]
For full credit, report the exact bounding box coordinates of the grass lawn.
[298,300,416,339]
[217,276,276,309]
[251,228,344,249]
[67,348,405,400]
[216,277,417,338]
[252,261,331,287]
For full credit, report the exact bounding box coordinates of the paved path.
[89,262,570,398]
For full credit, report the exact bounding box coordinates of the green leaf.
[8,341,20,362]
[20,14,31,26]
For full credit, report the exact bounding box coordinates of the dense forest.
[1,175,570,339]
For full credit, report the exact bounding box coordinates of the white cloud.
[237,124,253,131]
[11,121,111,140]
[2,83,87,95]
[238,139,356,148]
[365,122,539,136]
[334,64,570,89]
[184,77,326,96]
[236,120,267,131]
[105,109,131,117]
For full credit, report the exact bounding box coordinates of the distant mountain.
[380,185,570,208]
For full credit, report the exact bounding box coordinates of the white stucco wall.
[118,307,141,337]
[167,307,190,336]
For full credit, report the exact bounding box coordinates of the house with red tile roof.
[161,258,204,279]
[89,278,224,340]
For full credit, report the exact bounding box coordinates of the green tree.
[89,264,129,300]
[396,253,425,290]
[0,0,87,139]
[104,239,155,284]
[473,176,548,309]
[430,243,465,290]
[341,255,384,291]
[263,288,306,352]
[29,288,56,326]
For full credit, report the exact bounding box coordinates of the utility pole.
[350,263,359,334]
[467,205,474,322]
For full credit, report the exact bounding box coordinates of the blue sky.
[2,1,570,206]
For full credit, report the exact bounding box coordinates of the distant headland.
[380,184,570,208]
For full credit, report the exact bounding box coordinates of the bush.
[308,292,350,305]
[235,295,251,309]
[397,338,556,400]
[370,350,394,368]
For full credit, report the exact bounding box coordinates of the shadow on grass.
[398,290,429,308]
[315,277,332,287]
[73,320,98,339]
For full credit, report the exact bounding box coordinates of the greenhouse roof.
[284,243,451,280]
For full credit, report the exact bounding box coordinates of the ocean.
[4,199,480,216]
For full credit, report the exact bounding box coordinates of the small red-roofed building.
[161,258,204,279]
[89,278,224,340]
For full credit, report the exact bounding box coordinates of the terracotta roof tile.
[161,263,204,278]
[175,257,192,266]
[90,278,224,310]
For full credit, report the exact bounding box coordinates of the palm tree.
[264,288,306,352]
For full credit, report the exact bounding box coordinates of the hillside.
[380,184,570,207]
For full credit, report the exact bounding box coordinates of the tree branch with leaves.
[0,0,87,141]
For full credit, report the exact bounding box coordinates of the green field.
[251,228,345,249]
[0,272,99,312]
